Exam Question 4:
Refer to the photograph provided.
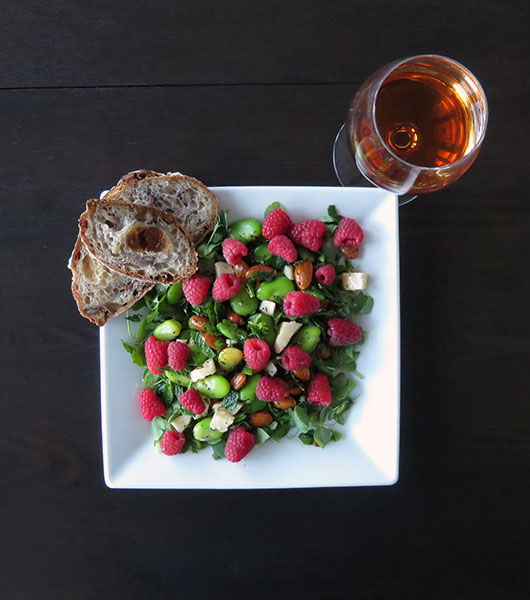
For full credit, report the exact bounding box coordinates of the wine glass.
[332,55,488,205]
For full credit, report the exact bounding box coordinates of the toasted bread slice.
[79,199,198,284]
[102,170,217,244]
[68,235,154,326]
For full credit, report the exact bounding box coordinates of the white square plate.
[100,186,400,488]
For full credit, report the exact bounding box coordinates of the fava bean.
[228,218,262,243]
[256,277,295,302]
[292,325,321,353]
[238,374,262,402]
[247,313,276,347]
[229,289,259,316]
[153,319,182,341]
[216,319,246,340]
[218,347,244,371]
[166,371,191,386]
[195,375,231,399]
[193,417,224,442]
[166,281,184,304]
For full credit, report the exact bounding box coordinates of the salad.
[122,202,373,462]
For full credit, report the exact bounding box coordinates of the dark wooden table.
[2,2,529,598]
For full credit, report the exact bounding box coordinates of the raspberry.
[138,389,166,421]
[267,235,297,262]
[262,208,292,239]
[222,238,248,266]
[306,373,332,406]
[225,426,255,462]
[243,338,271,371]
[333,217,364,248]
[144,335,169,374]
[167,341,189,371]
[182,273,210,305]
[288,219,326,251]
[327,317,363,346]
[160,430,185,455]
[212,273,240,302]
[283,291,320,317]
[179,388,206,415]
[255,376,288,402]
[315,265,335,286]
[281,346,312,370]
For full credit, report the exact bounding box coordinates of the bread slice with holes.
[68,235,154,326]
[102,170,217,244]
[79,199,198,283]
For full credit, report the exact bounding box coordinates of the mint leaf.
[222,390,239,412]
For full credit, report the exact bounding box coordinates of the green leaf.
[151,416,166,441]
[122,341,134,354]
[222,390,239,412]
[254,427,271,447]
[328,399,353,425]
[314,426,334,448]
[264,201,284,216]
[268,421,290,442]
[241,365,253,376]
[241,398,268,413]
[125,314,142,322]
[298,430,314,445]
[319,204,342,224]
[211,440,227,460]
[292,405,310,433]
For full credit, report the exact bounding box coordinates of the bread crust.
[79,199,198,284]
[103,170,217,244]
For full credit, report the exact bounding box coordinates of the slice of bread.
[102,170,217,244]
[68,235,154,326]
[79,199,198,283]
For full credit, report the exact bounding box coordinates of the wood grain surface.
[1,2,529,599]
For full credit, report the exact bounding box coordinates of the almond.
[340,245,358,260]
[247,264,275,276]
[230,372,247,390]
[273,396,296,409]
[201,332,224,351]
[287,386,303,396]
[294,259,313,290]
[248,410,273,427]
[293,367,310,381]
[227,310,245,326]
[189,315,209,332]
[233,260,249,280]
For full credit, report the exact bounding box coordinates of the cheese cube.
[215,261,235,277]
[283,265,294,280]
[259,300,276,316]
[341,272,368,291]
[264,361,277,376]
[274,321,302,353]
[190,358,216,382]
[210,406,235,432]
[171,415,192,433]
